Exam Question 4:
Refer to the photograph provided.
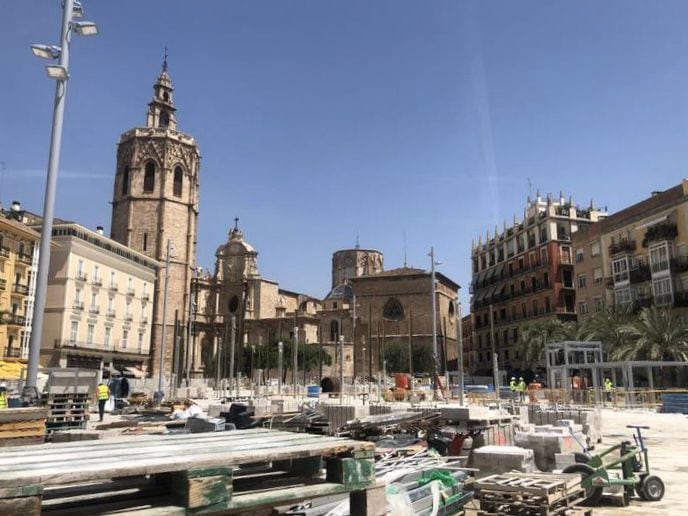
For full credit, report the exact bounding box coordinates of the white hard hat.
[511,377,516,380]
[0,382,6,388]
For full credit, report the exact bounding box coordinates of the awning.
[494,263,504,281]
[473,289,486,305]
[124,366,146,378]
[485,266,496,282]
[476,269,486,287]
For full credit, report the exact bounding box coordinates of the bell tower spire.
[146,49,177,130]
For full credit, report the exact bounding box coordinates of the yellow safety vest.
[509,381,517,392]
[97,384,109,400]
[518,381,526,392]
[0,392,7,409]
[604,380,612,391]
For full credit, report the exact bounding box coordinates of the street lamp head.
[72,21,98,36]
[31,44,61,59]
[45,65,69,80]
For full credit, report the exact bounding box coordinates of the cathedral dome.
[325,283,353,301]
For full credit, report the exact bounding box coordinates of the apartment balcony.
[0,278,6,291]
[12,284,29,296]
[16,253,33,265]
[650,260,670,275]
[609,239,636,255]
[643,221,678,247]
[0,247,9,259]
[629,264,651,283]
[654,293,674,308]
[92,277,103,287]
[124,314,133,323]
[75,271,87,282]
[73,301,84,311]
[88,305,100,315]
[109,283,118,291]
[561,282,575,290]
[142,292,150,302]
[559,255,573,265]
[126,288,135,296]
[7,314,26,326]
[106,309,116,318]
[140,316,148,325]
[671,256,688,274]
[3,347,21,358]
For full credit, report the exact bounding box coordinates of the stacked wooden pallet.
[476,472,585,516]
[44,392,90,432]
[0,408,47,447]
[0,428,379,515]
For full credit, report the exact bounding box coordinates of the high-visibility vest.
[0,392,7,409]
[97,384,109,400]
[509,381,517,392]
[518,381,526,392]
[604,380,613,391]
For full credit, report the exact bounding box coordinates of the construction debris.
[0,407,47,447]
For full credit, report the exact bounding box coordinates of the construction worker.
[518,377,526,402]
[509,377,518,399]
[604,377,613,402]
[0,383,7,410]
[97,382,110,422]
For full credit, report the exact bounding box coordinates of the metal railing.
[12,284,29,295]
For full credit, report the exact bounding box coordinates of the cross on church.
[163,45,168,71]
[234,217,239,230]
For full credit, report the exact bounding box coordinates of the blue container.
[307,385,321,398]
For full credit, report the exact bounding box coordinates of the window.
[110,271,116,288]
[228,296,239,313]
[543,271,550,287]
[539,225,548,242]
[143,233,147,252]
[649,243,670,274]
[122,330,128,349]
[540,247,548,265]
[512,328,518,341]
[70,321,78,344]
[593,296,604,312]
[93,265,100,283]
[104,327,111,349]
[593,268,603,286]
[578,302,589,315]
[613,257,629,283]
[173,166,183,197]
[138,332,144,353]
[615,287,632,306]
[160,110,170,127]
[143,162,155,193]
[382,298,404,320]
[128,277,133,291]
[77,259,84,276]
[518,257,525,270]
[521,303,527,318]
[477,335,483,348]
[75,288,81,303]
[126,299,131,317]
[653,277,673,306]
[330,320,339,342]
[121,166,130,195]
[591,241,601,257]
[576,248,584,263]
[87,324,94,345]
[90,292,97,309]
[532,299,539,315]
[578,274,587,289]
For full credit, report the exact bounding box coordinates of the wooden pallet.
[476,472,585,516]
[0,428,377,515]
[0,408,47,447]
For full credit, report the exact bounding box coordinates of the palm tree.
[578,306,635,359]
[612,306,688,361]
[518,318,578,366]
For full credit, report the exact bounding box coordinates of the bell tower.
[110,56,200,381]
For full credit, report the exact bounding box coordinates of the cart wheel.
[639,475,665,502]
[574,452,592,464]
[563,463,603,506]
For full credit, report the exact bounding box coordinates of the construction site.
[0,349,686,516]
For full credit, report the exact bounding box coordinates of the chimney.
[11,201,20,212]
[96,226,104,235]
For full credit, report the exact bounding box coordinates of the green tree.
[242,340,332,380]
[517,318,578,366]
[612,306,688,361]
[577,306,635,359]
[381,342,435,374]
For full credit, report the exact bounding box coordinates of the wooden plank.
[0,421,46,432]
[0,431,323,466]
[226,481,353,511]
[0,408,48,423]
[0,432,372,488]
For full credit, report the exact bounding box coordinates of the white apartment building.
[40,223,160,376]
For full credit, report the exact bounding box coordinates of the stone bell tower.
[110,55,200,381]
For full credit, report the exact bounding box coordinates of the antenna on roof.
[403,229,408,268]
[355,231,360,249]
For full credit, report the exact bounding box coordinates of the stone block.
[471,445,535,478]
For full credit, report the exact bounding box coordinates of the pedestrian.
[0,382,8,410]
[518,377,526,403]
[97,381,110,422]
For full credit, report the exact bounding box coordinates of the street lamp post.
[25,0,97,394]
[158,239,172,392]
[429,247,441,397]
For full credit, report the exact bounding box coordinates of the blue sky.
[3,1,688,308]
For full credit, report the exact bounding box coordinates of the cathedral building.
[110,59,200,379]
